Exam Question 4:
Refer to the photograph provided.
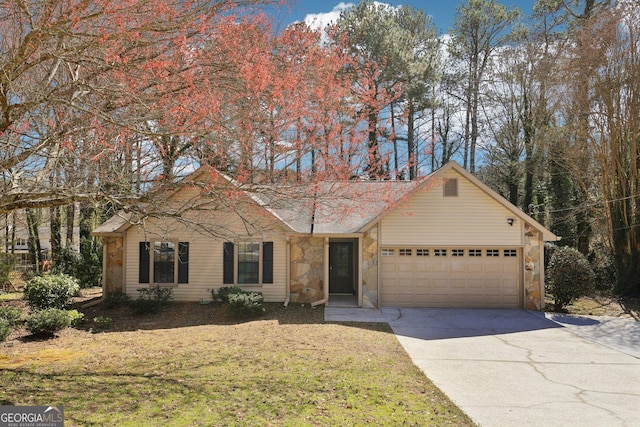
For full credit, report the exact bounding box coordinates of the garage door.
[380,247,521,307]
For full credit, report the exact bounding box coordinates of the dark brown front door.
[329,241,355,294]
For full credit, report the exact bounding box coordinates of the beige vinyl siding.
[123,211,287,303]
[380,170,522,247]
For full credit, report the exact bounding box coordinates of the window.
[381,248,395,256]
[434,249,447,257]
[139,241,189,285]
[399,248,412,256]
[416,249,429,256]
[486,249,500,257]
[452,249,464,257]
[443,178,458,197]
[469,249,482,257]
[238,242,259,284]
[223,241,273,285]
[504,249,518,257]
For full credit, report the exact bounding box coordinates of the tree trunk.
[66,204,75,248]
[407,99,416,180]
[26,208,41,273]
[50,206,61,267]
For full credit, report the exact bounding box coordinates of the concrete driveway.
[325,307,640,427]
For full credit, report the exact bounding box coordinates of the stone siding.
[361,227,379,307]
[290,237,324,303]
[524,223,543,310]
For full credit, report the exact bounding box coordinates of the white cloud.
[302,2,354,32]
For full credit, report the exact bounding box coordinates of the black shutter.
[139,242,150,283]
[263,242,273,284]
[178,242,189,284]
[223,242,234,284]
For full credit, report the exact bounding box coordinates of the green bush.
[23,274,80,310]
[0,319,13,342]
[0,253,17,288]
[66,309,86,327]
[92,316,113,331]
[225,290,264,318]
[211,286,243,303]
[103,291,131,308]
[546,246,596,310]
[0,307,23,327]
[132,286,173,314]
[25,309,72,337]
[53,238,103,288]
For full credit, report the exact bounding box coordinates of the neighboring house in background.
[93,162,559,310]
[1,208,80,270]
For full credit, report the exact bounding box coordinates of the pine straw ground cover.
[0,297,474,426]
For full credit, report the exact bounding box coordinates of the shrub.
[211,286,243,303]
[0,307,23,327]
[588,243,617,291]
[23,274,80,310]
[53,238,103,288]
[0,319,12,342]
[66,309,86,327]
[0,253,17,288]
[103,291,131,308]
[76,237,103,288]
[546,246,596,310]
[92,316,113,331]
[131,286,173,314]
[225,290,264,318]
[25,309,72,337]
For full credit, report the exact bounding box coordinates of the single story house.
[93,162,558,310]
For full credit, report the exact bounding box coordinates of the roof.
[92,162,558,241]
[254,180,423,234]
[92,211,134,236]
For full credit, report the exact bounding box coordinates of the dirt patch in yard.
[545,292,640,320]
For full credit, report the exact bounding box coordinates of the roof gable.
[381,162,558,241]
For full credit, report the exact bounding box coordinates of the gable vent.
[443,178,458,197]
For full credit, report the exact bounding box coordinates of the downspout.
[284,237,290,307]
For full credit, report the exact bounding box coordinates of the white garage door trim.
[380,247,521,308]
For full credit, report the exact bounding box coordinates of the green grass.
[0,304,474,426]
[0,292,22,302]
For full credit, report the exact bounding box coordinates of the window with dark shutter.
[139,242,150,283]
[178,242,189,284]
[263,242,273,284]
[223,242,234,284]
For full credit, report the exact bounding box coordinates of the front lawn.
[0,302,474,426]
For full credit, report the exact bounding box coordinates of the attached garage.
[373,163,558,309]
[379,247,521,307]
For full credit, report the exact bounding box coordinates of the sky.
[268,0,538,35]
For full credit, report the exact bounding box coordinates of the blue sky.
[269,1,537,34]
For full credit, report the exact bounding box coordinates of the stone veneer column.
[524,224,543,310]
[289,236,324,303]
[361,227,379,308]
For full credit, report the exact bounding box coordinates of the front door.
[329,241,355,294]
